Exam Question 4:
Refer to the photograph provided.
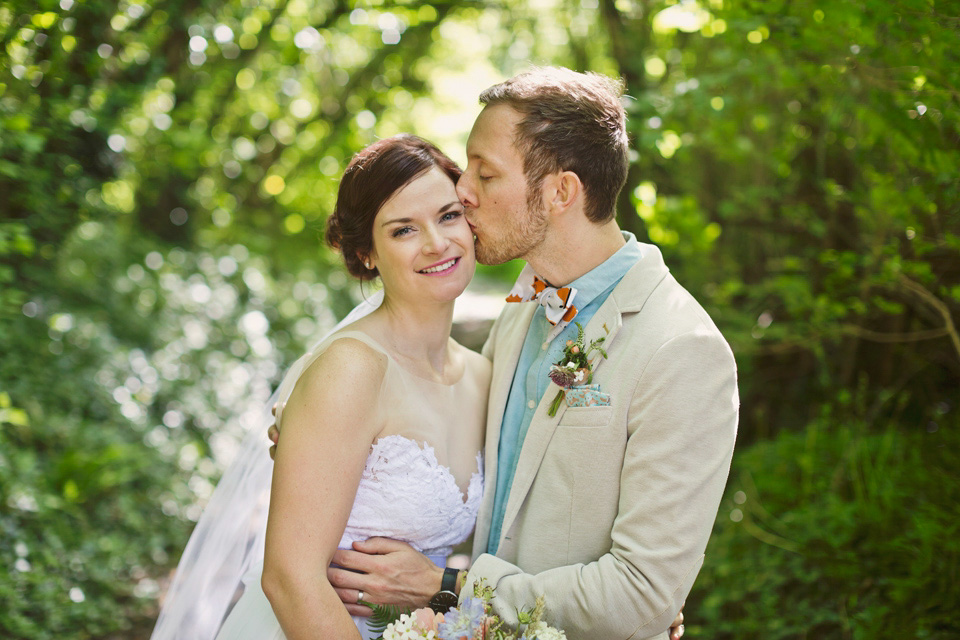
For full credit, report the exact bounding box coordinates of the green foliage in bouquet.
[364,600,413,640]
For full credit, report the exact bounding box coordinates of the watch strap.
[441,566,458,593]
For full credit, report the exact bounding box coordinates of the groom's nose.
[456,171,478,210]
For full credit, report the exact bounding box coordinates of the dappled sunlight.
[2,0,958,635]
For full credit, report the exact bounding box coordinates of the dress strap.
[324,330,390,356]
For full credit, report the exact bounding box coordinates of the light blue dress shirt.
[486,232,645,554]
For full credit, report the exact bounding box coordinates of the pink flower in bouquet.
[412,607,445,633]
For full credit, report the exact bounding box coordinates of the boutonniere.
[546,322,609,416]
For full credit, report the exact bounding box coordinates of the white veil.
[151,289,384,640]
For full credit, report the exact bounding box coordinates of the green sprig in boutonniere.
[546,322,608,416]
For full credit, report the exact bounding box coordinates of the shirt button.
[541,342,548,351]
[527,400,536,409]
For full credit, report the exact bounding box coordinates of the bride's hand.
[328,537,445,617]
[267,403,279,459]
[669,607,684,639]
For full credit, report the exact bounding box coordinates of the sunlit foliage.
[1,0,957,637]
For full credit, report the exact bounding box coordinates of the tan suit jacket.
[464,243,739,639]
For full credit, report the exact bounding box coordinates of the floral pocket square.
[564,384,611,408]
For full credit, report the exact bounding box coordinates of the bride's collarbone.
[388,343,466,385]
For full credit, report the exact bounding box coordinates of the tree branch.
[839,324,950,343]
[896,274,960,364]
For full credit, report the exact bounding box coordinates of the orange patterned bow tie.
[506,264,579,341]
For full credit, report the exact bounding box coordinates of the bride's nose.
[422,226,450,255]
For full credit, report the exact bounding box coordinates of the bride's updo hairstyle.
[326,134,462,280]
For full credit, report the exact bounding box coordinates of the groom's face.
[458,104,548,266]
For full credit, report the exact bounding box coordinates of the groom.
[276,67,738,639]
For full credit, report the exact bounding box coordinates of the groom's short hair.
[479,67,629,224]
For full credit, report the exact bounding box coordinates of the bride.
[152,134,490,639]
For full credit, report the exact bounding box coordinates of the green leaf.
[363,602,412,637]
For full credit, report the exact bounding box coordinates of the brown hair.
[326,135,461,279]
[479,67,628,223]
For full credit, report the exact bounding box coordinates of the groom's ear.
[544,170,583,216]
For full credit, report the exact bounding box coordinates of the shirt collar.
[560,231,643,310]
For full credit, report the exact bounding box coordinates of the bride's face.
[368,166,475,304]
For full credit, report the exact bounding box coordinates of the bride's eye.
[440,210,463,223]
[391,226,414,238]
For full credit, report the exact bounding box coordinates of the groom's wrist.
[428,564,446,599]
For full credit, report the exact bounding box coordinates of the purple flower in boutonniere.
[546,322,608,416]
[547,362,586,388]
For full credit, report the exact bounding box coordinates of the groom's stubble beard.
[473,189,548,266]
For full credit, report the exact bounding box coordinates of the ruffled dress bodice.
[341,434,482,557]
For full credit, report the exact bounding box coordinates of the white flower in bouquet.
[522,620,567,640]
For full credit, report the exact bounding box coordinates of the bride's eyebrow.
[437,201,462,213]
[380,201,461,227]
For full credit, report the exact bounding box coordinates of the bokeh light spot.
[284,214,305,234]
[263,175,285,195]
[236,68,256,90]
[645,57,666,78]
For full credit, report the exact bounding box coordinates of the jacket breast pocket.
[557,405,614,427]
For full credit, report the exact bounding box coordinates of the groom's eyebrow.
[380,201,462,227]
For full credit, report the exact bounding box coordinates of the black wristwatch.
[428,567,460,614]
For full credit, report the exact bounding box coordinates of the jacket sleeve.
[463,327,739,640]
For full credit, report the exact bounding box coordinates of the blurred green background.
[1,0,958,637]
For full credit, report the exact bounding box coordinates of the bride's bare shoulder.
[454,340,492,381]
[298,335,389,395]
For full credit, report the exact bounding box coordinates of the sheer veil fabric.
[150,290,384,640]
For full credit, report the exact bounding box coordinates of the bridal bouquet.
[373,580,566,640]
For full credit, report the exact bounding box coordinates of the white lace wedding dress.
[214,330,488,640]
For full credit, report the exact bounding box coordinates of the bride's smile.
[417,256,460,275]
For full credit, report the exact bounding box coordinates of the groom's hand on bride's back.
[327,537,444,617]
[267,403,280,459]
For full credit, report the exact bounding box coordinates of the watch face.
[428,590,459,614]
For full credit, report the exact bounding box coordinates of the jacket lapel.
[473,302,537,553]
[495,244,670,549]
